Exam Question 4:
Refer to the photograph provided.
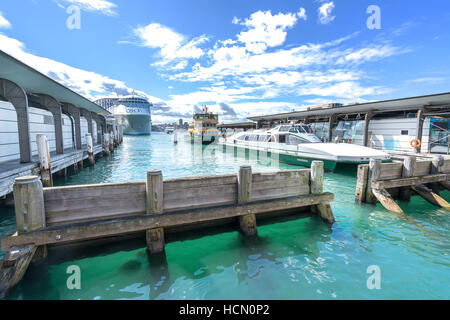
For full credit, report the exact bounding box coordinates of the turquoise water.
[1,133,449,299]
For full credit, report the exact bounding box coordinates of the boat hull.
[114,114,151,135]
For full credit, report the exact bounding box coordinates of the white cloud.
[407,77,447,84]
[318,1,335,24]
[235,9,307,53]
[0,11,11,29]
[55,0,118,16]
[131,23,208,68]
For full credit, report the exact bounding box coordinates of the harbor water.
[0,132,448,299]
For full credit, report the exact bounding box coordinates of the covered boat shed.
[248,93,450,154]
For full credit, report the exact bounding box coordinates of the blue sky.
[0,0,449,123]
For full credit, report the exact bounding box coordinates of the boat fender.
[410,139,421,148]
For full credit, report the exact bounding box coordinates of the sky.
[0,0,449,124]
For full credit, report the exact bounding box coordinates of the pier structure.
[0,50,123,198]
[248,93,450,155]
[355,155,450,214]
[0,163,334,298]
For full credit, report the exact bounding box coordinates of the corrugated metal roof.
[0,50,110,115]
[248,92,450,122]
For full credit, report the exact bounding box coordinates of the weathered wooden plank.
[163,184,237,201]
[414,160,431,176]
[251,170,309,183]
[252,185,310,202]
[0,244,37,299]
[43,181,146,201]
[1,193,334,250]
[371,173,450,189]
[366,159,382,204]
[163,196,237,212]
[163,174,237,191]
[379,162,403,180]
[442,159,450,173]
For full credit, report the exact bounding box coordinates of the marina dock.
[0,162,334,299]
[355,155,450,214]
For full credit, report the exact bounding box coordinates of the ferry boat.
[219,123,390,170]
[186,106,219,144]
[95,95,152,135]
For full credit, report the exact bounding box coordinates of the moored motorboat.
[218,124,390,170]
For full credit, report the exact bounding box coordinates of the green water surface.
[0,133,448,300]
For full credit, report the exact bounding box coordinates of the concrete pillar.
[29,94,64,154]
[61,103,82,150]
[0,78,32,163]
[79,108,93,137]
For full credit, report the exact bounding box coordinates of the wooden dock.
[0,161,334,299]
[355,155,450,214]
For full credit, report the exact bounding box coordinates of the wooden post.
[372,188,405,214]
[355,165,369,203]
[430,155,444,193]
[36,134,53,187]
[311,161,335,223]
[238,166,257,236]
[86,133,95,166]
[11,176,47,263]
[173,130,178,144]
[103,133,110,156]
[415,109,424,153]
[146,170,164,253]
[366,159,381,204]
[399,156,416,201]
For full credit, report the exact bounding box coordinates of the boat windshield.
[294,125,313,134]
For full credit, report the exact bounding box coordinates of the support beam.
[36,134,53,187]
[328,115,335,142]
[61,103,82,150]
[372,187,404,214]
[363,111,374,147]
[92,113,103,145]
[411,184,450,211]
[237,166,257,236]
[29,93,64,154]
[415,108,425,153]
[0,244,37,299]
[0,78,32,163]
[86,133,95,166]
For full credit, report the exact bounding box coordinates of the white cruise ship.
[95,95,152,135]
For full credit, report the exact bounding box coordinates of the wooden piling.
[238,166,257,236]
[355,165,369,204]
[173,130,178,144]
[372,187,404,214]
[36,134,53,187]
[109,133,115,153]
[146,170,164,253]
[103,133,110,156]
[399,156,416,201]
[311,161,335,223]
[366,159,381,204]
[86,133,95,166]
[430,155,444,193]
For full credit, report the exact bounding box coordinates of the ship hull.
[114,114,151,135]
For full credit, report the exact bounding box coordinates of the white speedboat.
[218,124,390,170]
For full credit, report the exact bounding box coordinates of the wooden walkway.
[0,144,104,198]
